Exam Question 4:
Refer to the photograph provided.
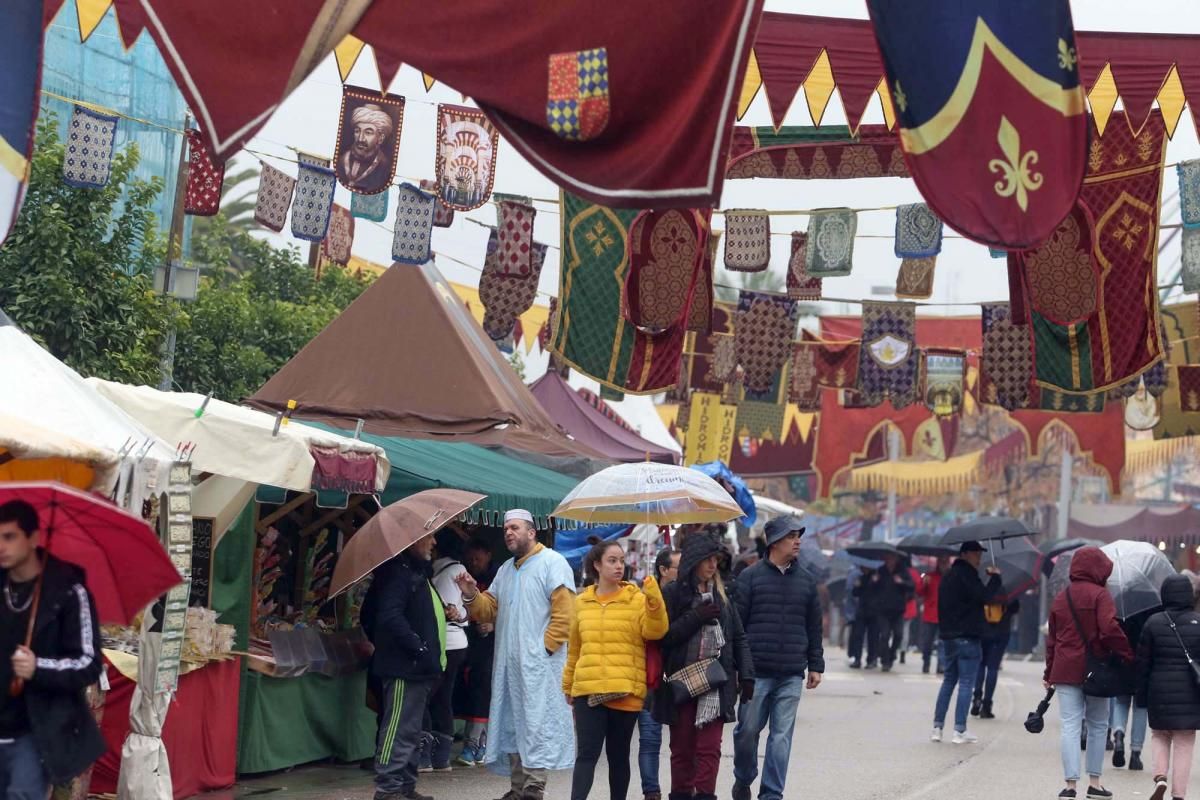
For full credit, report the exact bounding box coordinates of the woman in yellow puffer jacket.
[563,540,669,800]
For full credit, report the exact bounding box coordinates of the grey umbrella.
[846,542,907,561]
[940,516,1034,546]
[897,531,957,557]
[1039,538,1101,576]
[979,536,1043,599]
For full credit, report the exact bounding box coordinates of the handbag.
[645,641,664,690]
[667,657,727,704]
[1065,587,1124,697]
[1163,611,1200,689]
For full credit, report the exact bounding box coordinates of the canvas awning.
[1069,504,1200,548]
[87,380,390,494]
[529,371,678,464]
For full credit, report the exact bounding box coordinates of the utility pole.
[884,426,900,541]
[158,111,192,391]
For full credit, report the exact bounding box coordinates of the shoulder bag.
[1065,587,1124,697]
[1164,611,1200,689]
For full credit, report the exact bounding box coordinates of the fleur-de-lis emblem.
[989,116,1043,213]
[893,81,907,113]
[1057,38,1077,71]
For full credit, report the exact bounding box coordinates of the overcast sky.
[239,0,1199,324]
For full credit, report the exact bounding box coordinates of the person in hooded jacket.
[652,533,753,800]
[1045,547,1134,800]
[1135,574,1200,800]
[860,553,914,672]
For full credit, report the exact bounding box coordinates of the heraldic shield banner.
[866,0,1087,250]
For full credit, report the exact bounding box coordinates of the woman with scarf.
[653,533,754,800]
[563,541,669,800]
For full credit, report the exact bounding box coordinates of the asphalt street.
[201,649,1195,800]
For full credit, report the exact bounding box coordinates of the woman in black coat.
[652,533,753,800]
[1135,574,1200,800]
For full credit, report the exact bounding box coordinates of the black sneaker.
[979,701,995,719]
[1129,751,1143,771]
[1113,731,1126,768]
[401,790,434,800]
[1150,777,1168,800]
[971,697,982,717]
[732,783,751,800]
[1058,790,1077,799]
[1086,786,1113,799]
[865,661,878,670]
[849,659,862,669]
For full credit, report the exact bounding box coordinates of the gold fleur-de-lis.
[893,81,907,113]
[989,116,1043,213]
[1057,38,1077,71]
[584,220,614,256]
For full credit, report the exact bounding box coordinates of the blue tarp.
[554,524,632,568]
[691,461,756,526]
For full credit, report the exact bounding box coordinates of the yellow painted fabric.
[562,577,668,705]
[738,51,762,120]
[848,449,983,495]
[0,456,94,489]
[334,35,366,82]
[1158,66,1187,139]
[1088,64,1119,138]
[75,0,112,42]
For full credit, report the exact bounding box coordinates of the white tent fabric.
[117,630,171,800]
[0,312,173,496]
[87,380,391,493]
[0,412,120,484]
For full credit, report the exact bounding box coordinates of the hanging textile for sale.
[254,162,295,233]
[0,0,41,248]
[290,161,337,242]
[62,105,118,188]
[333,85,404,195]
[725,125,908,180]
[707,335,737,385]
[736,399,787,441]
[893,203,942,258]
[321,204,355,265]
[804,208,857,277]
[1179,160,1200,229]
[183,129,224,216]
[625,209,709,334]
[496,199,538,277]
[435,104,499,211]
[813,390,930,498]
[895,256,936,300]
[865,0,1087,249]
[789,342,821,411]
[812,338,860,389]
[688,233,719,333]
[547,191,689,394]
[857,300,919,408]
[735,291,798,394]
[1017,204,1100,325]
[391,182,436,265]
[684,303,736,395]
[786,232,822,301]
[923,348,967,416]
[723,211,770,272]
[420,179,455,228]
[1037,387,1105,413]
[1017,112,1168,396]
[351,190,389,223]
[1178,365,1200,412]
[980,302,1032,410]
[480,224,549,341]
[1183,227,1200,293]
[296,151,332,168]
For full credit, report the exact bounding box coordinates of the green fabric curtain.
[210,502,255,650]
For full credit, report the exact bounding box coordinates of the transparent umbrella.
[552,462,743,525]
[1101,540,1176,619]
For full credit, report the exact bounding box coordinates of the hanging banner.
[683,392,737,467]
[865,0,1087,249]
[333,85,404,195]
[435,104,499,212]
[0,0,42,247]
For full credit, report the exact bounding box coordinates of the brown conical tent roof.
[248,262,608,468]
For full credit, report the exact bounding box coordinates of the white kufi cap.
[504,508,534,524]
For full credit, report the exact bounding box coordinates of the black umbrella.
[897,532,957,557]
[940,516,1034,546]
[797,537,831,582]
[845,542,907,561]
[979,536,1042,599]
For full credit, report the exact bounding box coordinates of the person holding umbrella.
[931,541,1002,744]
[0,499,104,798]
[858,551,913,673]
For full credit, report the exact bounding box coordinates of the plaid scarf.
[587,693,628,707]
[684,594,725,728]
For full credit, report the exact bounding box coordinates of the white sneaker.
[931,727,943,742]
[952,730,979,744]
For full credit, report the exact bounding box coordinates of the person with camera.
[652,533,753,800]
[1135,574,1200,800]
[1044,547,1133,800]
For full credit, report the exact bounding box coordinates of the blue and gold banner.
[866,0,1087,249]
[0,0,43,247]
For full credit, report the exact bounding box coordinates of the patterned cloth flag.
[321,204,355,265]
[688,232,719,333]
[723,212,770,272]
[334,86,405,195]
[895,257,936,300]
[0,0,41,248]
[894,203,942,258]
[435,104,499,211]
[1179,160,1200,229]
[480,225,549,341]
[254,163,295,232]
[786,232,821,301]
[351,190,389,223]
[62,105,118,188]
[857,300,919,408]
[391,182,436,264]
[789,343,821,411]
[496,200,538,276]
[814,340,860,389]
[626,209,709,334]
[707,335,737,385]
[923,348,967,416]
[1112,322,1172,400]
[1178,366,1200,412]
[290,161,337,242]
[184,129,224,216]
[420,179,455,228]
[297,151,331,168]
[980,302,1032,410]
[548,191,690,394]
[736,400,787,442]
[1038,387,1105,413]
[805,209,857,277]
[735,291,798,394]
[1183,227,1200,294]
[1019,113,1168,396]
[1017,204,1099,325]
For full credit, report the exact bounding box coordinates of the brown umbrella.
[328,488,486,599]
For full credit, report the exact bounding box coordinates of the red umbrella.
[0,482,182,625]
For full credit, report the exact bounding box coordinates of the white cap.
[505,509,534,524]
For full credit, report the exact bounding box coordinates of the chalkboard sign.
[189,518,214,608]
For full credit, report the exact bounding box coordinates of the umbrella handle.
[8,565,44,699]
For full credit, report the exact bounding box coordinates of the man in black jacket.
[860,553,914,672]
[0,499,104,797]
[362,534,447,800]
[931,541,1002,745]
[732,516,823,800]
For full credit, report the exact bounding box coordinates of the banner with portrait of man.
[333,85,405,195]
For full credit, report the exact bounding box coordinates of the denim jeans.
[1110,695,1148,751]
[0,736,47,800]
[733,675,804,800]
[638,707,662,794]
[919,622,943,671]
[1057,684,1108,782]
[973,637,1007,704]
[933,637,982,733]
